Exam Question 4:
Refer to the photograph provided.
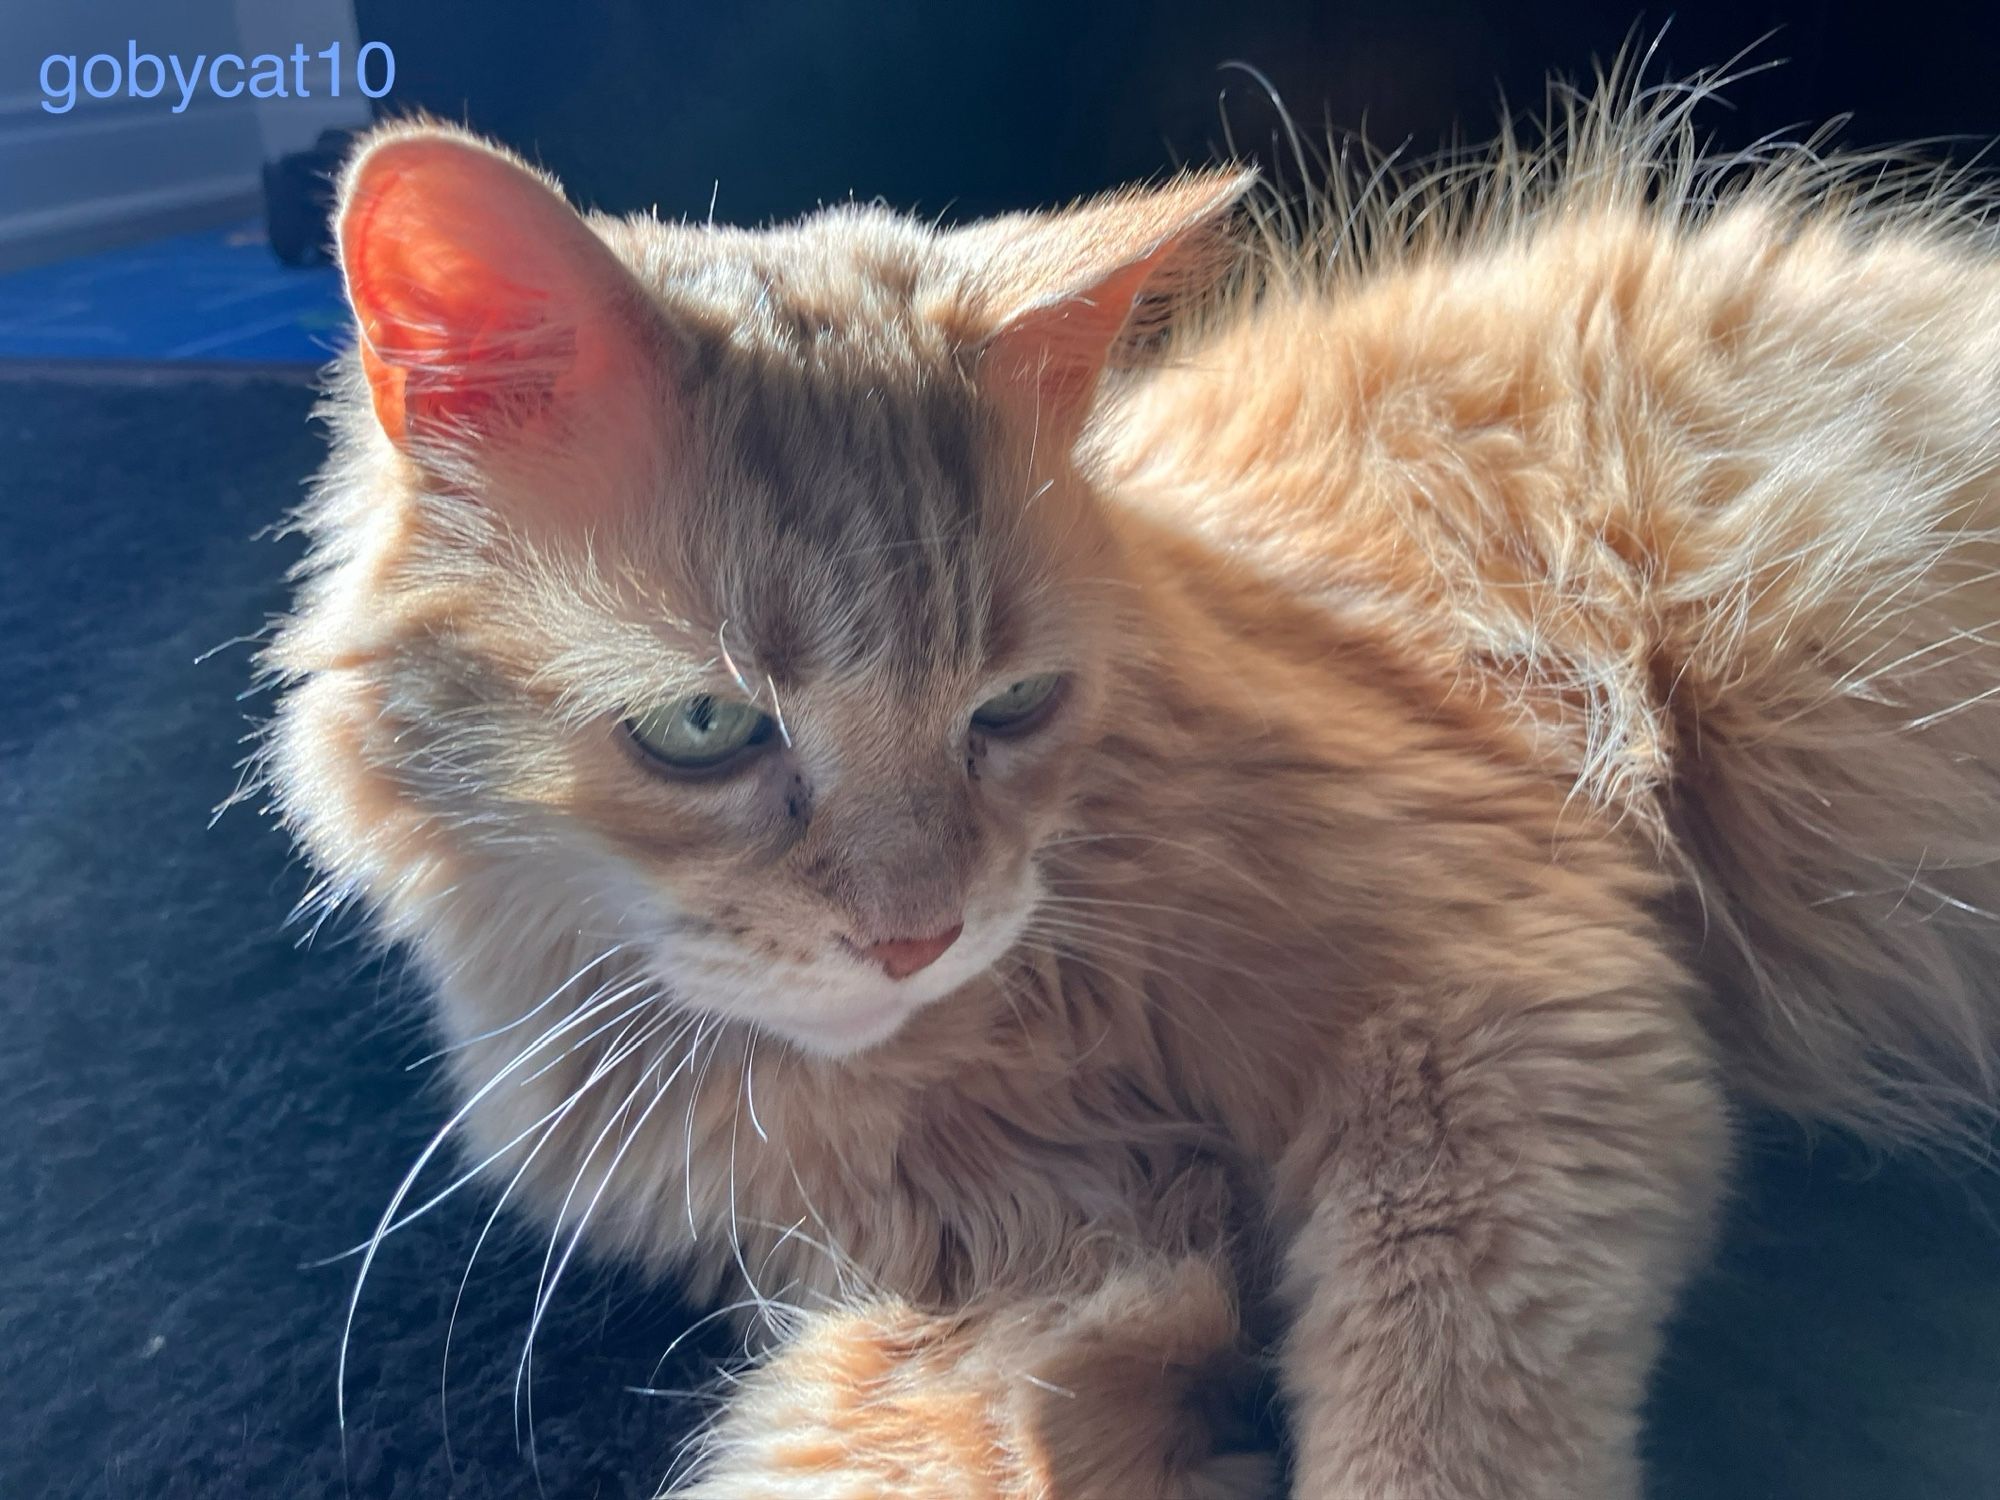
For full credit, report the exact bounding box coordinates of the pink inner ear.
[339,135,638,450]
[982,245,1180,418]
[975,169,1255,433]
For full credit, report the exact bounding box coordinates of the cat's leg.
[669,1254,1273,1500]
[1277,991,1729,1499]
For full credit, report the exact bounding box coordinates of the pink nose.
[862,923,964,980]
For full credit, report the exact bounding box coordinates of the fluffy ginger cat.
[262,80,2000,1499]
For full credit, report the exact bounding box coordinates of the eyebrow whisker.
[716,618,755,700]
[763,674,794,747]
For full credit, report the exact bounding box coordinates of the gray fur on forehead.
[691,355,1015,685]
[593,207,1038,686]
[596,202,959,363]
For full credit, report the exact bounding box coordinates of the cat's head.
[273,123,1249,1057]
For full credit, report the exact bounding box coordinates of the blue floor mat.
[0,223,347,365]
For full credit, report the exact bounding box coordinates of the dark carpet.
[3,376,1996,1499]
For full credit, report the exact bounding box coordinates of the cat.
[260,73,2000,1499]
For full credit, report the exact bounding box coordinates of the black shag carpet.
[3,376,1997,1498]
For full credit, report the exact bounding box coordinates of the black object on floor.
[2,375,1996,1498]
[265,129,367,269]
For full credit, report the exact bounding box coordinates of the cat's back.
[1099,187,2000,798]
[1101,166,2000,1136]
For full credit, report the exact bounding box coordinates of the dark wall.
[353,1,2000,225]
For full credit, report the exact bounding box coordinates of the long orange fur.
[260,72,2000,1498]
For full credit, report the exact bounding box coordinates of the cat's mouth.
[648,873,1044,1059]
[778,928,995,1057]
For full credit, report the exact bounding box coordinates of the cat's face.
[297,125,1247,1057]
[532,361,1124,1056]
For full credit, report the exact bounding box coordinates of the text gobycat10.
[39,41,393,115]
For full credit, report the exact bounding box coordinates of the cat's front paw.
[662,1300,1030,1500]
[666,1261,1275,1500]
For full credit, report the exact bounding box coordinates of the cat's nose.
[861,922,963,980]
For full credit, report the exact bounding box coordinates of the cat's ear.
[337,125,659,464]
[966,168,1256,432]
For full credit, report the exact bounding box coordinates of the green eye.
[627,693,775,773]
[970,673,1065,735]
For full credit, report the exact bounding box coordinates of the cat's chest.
[674,1044,1234,1307]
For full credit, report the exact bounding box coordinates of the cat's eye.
[970,673,1065,735]
[626,694,776,774]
